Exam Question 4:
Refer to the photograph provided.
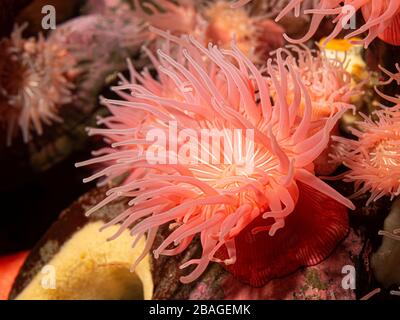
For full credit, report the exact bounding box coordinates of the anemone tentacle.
[276,0,400,47]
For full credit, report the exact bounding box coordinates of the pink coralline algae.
[0,25,76,145]
[76,33,354,286]
[275,0,400,47]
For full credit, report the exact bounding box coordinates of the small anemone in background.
[269,44,361,121]
[76,30,355,286]
[0,25,76,146]
[268,43,363,175]
[133,0,285,64]
[47,10,151,106]
[332,79,400,205]
[275,0,400,47]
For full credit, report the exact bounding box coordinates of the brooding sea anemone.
[275,0,400,47]
[0,25,75,145]
[76,32,354,286]
[48,10,150,102]
[332,103,400,205]
[133,0,284,63]
[270,44,359,121]
[268,43,362,175]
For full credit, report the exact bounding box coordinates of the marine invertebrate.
[268,43,362,175]
[133,0,284,63]
[76,33,354,286]
[0,25,75,145]
[270,44,358,121]
[275,0,400,47]
[48,11,150,102]
[379,63,400,86]
[133,0,198,35]
[332,104,400,204]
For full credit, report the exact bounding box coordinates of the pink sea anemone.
[47,11,150,101]
[275,0,400,47]
[133,0,198,35]
[0,25,76,145]
[134,0,284,63]
[332,103,400,205]
[76,32,354,285]
[268,44,362,175]
[269,44,359,121]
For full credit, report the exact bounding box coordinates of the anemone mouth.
[370,138,400,168]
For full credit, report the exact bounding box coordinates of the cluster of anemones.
[133,0,284,63]
[0,25,76,145]
[77,31,354,285]
[275,0,400,47]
